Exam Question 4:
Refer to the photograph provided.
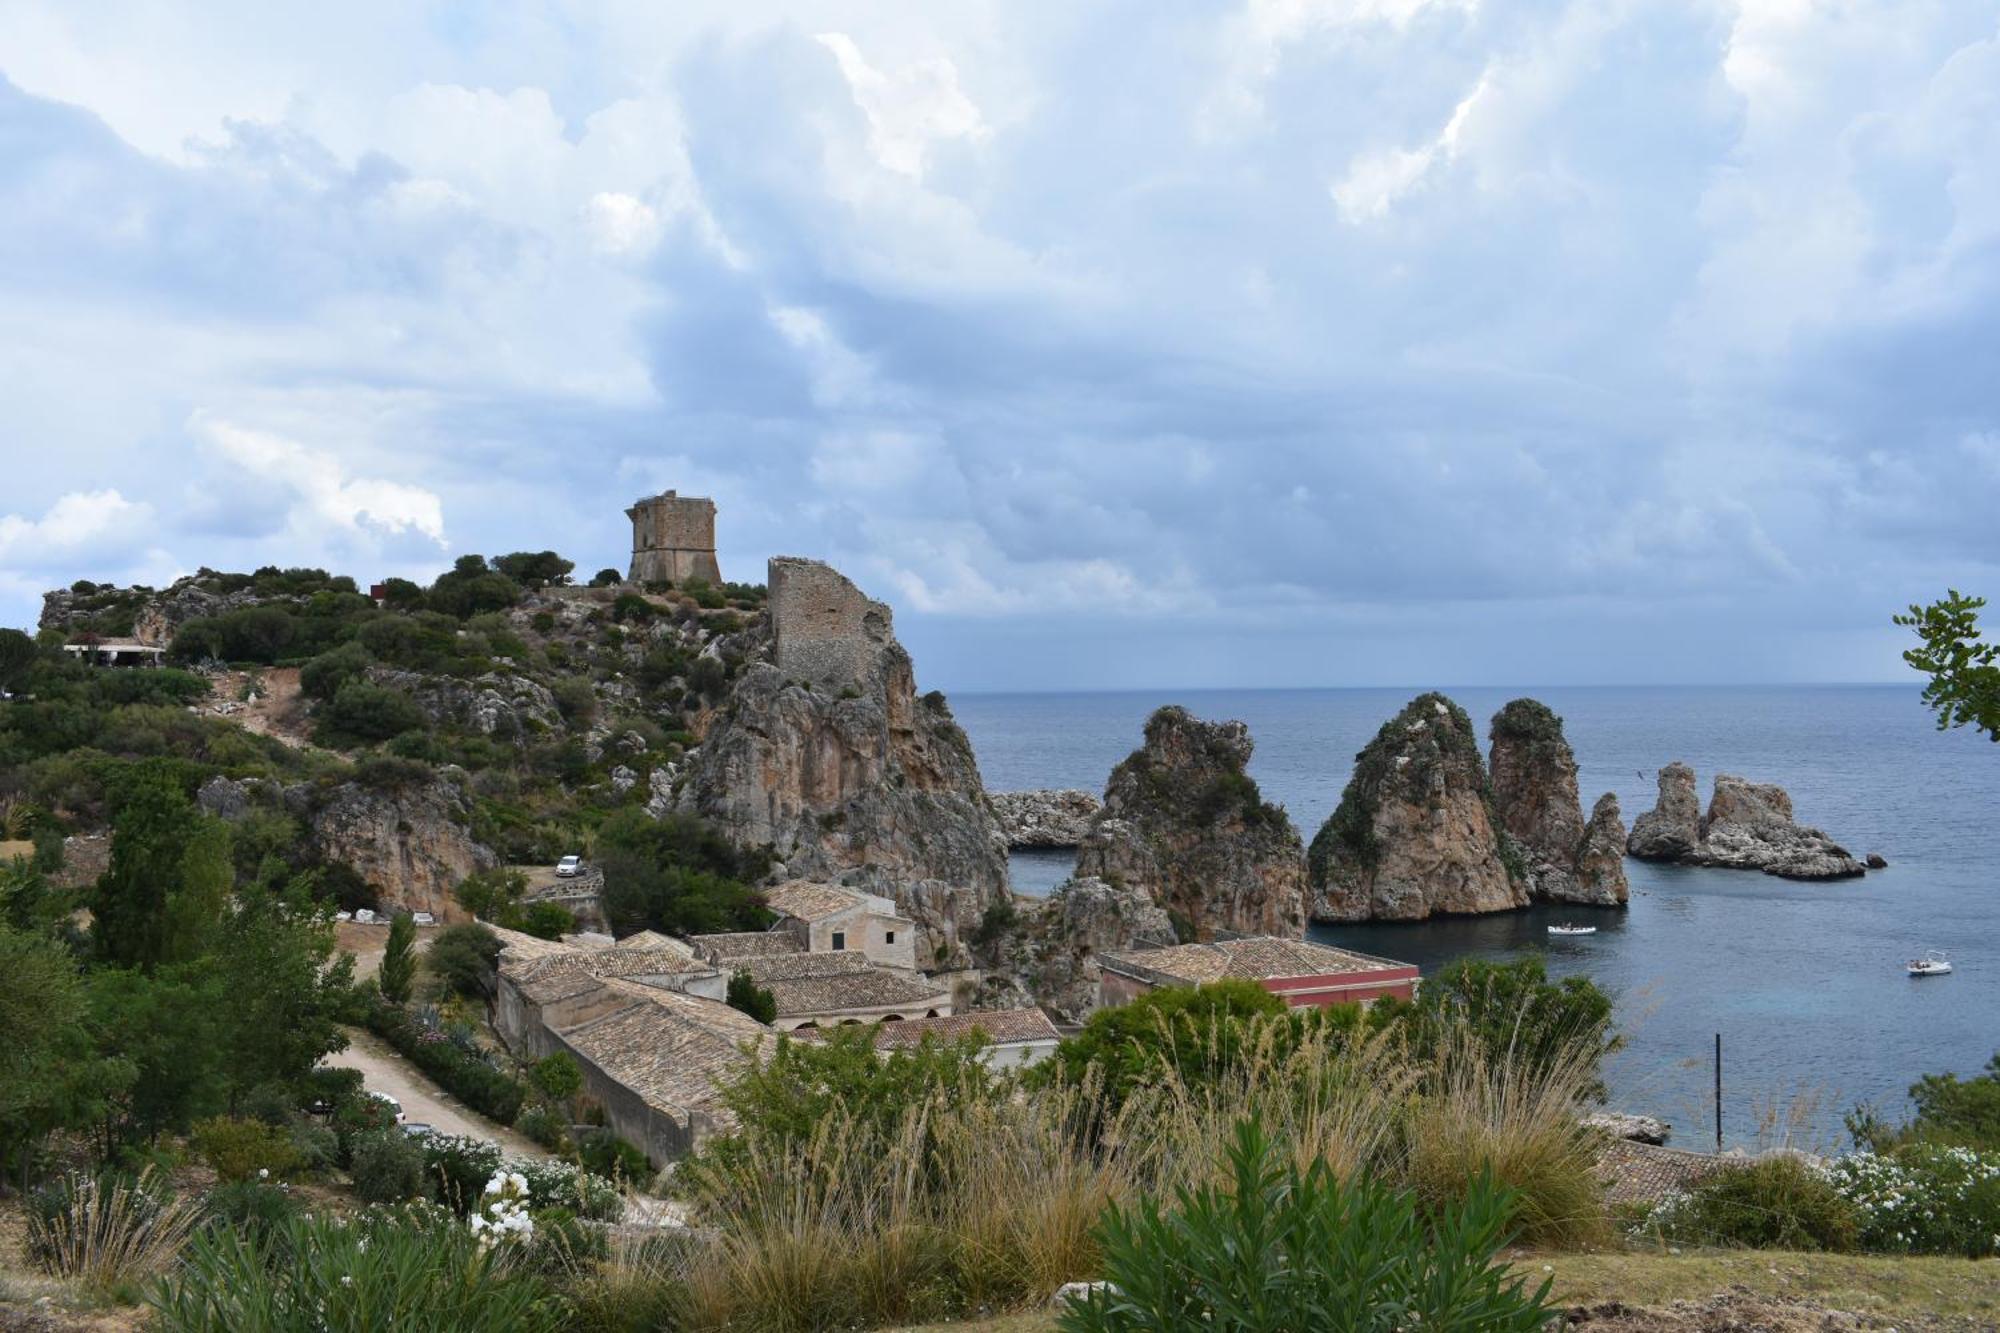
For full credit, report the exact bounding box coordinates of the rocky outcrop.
[974,877,1177,1024]
[991,789,1101,848]
[293,773,498,919]
[1626,762,1702,860]
[368,668,562,739]
[1072,707,1308,941]
[1487,699,1628,907]
[1627,766,1866,880]
[1583,1111,1671,1146]
[675,558,1009,969]
[1309,693,1527,922]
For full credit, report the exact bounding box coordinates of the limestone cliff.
[675,558,1009,968]
[1576,794,1630,896]
[1071,706,1308,941]
[990,789,1101,848]
[1627,766,1866,880]
[974,876,1177,1024]
[1309,693,1527,922]
[289,772,498,919]
[1487,699,1628,907]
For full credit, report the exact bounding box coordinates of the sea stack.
[1308,693,1527,922]
[1072,706,1308,940]
[1626,764,1865,881]
[1487,699,1628,907]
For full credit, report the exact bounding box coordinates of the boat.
[1908,951,1953,977]
[1548,923,1597,936]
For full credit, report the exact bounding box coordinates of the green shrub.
[578,1129,651,1185]
[362,999,526,1125]
[202,1179,300,1247]
[725,969,777,1024]
[349,1131,428,1204]
[531,1053,583,1103]
[28,1170,204,1290]
[148,1205,565,1333]
[319,681,426,744]
[516,1105,572,1153]
[1822,1145,2000,1257]
[299,642,372,702]
[1651,1156,1859,1252]
[415,1132,504,1215]
[1038,980,1290,1109]
[426,922,505,1000]
[190,1116,304,1182]
[1061,1118,1554,1333]
[288,1120,339,1175]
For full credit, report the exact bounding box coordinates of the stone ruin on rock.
[769,555,895,690]
[627,490,722,586]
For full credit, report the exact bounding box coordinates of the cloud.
[194,414,447,547]
[0,489,148,560]
[1,3,1998,686]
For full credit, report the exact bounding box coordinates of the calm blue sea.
[953,686,2000,1149]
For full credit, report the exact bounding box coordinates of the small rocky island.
[1627,763,1867,880]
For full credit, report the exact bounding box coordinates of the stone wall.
[769,556,894,691]
[627,491,722,585]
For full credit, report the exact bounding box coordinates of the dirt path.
[201,667,315,748]
[322,1027,546,1158]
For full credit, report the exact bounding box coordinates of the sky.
[1,1,1997,692]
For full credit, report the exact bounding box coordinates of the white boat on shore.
[1548,923,1597,936]
[1908,951,1953,977]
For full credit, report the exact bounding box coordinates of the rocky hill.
[671,558,1009,968]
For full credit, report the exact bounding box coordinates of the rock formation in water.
[990,789,1102,848]
[1626,762,1702,860]
[974,876,1178,1024]
[1071,706,1308,940]
[1627,765,1866,880]
[1487,699,1629,907]
[1308,693,1528,922]
[675,557,1010,968]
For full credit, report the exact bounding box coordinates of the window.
[831,930,846,951]
[884,930,896,945]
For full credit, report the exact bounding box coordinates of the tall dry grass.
[681,1007,1613,1328]
[26,1170,204,1293]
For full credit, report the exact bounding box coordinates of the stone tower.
[626,490,722,585]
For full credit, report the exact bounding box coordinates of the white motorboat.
[1908,951,1953,977]
[1548,923,1597,936]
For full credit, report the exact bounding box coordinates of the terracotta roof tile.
[556,986,770,1121]
[761,880,869,922]
[868,1009,1058,1049]
[503,945,719,1005]
[1098,937,1411,987]
[691,931,806,962]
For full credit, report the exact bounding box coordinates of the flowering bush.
[1640,1156,1858,1252]
[469,1171,535,1246]
[414,1132,503,1215]
[1822,1145,2000,1258]
[514,1156,623,1222]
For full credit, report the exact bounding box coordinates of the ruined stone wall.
[769,556,894,690]
[627,491,722,585]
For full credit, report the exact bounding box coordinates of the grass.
[884,1250,2000,1331]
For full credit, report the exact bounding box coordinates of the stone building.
[627,490,721,586]
[1096,937,1419,1010]
[728,951,953,1031]
[769,556,894,690]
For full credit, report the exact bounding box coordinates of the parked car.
[369,1091,403,1122]
[401,1122,434,1138]
[555,854,583,878]
[411,911,435,926]
[352,908,377,924]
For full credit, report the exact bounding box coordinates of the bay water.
[954,685,1999,1148]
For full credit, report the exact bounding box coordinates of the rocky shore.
[990,788,1101,848]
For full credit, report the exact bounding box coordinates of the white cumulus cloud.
[194,414,447,547]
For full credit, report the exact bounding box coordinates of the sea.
[953,685,1999,1150]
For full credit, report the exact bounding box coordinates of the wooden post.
[1714,1032,1723,1151]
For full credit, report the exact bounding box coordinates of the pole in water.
[1714,1032,1723,1151]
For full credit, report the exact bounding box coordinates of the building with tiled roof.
[803,1008,1060,1069]
[758,880,916,970]
[495,941,726,1054]
[1097,936,1418,1010]
[543,981,772,1162]
[689,928,807,963]
[732,950,953,1030]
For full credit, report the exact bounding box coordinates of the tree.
[588,568,622,587]
[91,762,233,971]
[206,882,353,1107]
[427,923,504,1000]
[726,970,777,1024]
[299,641,373,701]
[0,627,38,693]
[1037,980,1296,1108]
[595,809,770,936]
[1896,591,2000,742]
[530,1053,583,1103]
[319,680,426,744]
[428,555,520,619]
[88,965,222,1145]
[493,551,575,589]
[0,926,110,1187]
[379,913,417,1003]
[1400,956,1620,1097]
